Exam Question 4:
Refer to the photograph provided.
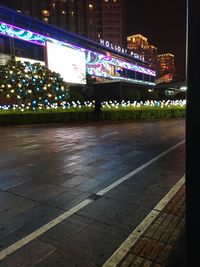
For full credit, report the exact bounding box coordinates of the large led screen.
[46,41,86,84]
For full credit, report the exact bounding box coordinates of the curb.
[118,184,185,267]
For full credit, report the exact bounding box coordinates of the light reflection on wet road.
[0,119,185,266]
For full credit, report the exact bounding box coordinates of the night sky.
[127,0,186,81]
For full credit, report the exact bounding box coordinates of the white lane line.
[0,199,93,261]
[0,140,185,261]
[97,140,185,196]
[102,175,185,267]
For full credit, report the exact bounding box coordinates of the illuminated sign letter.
[134,53,139,59]
[100,39,105,45]
[105,41,110,47]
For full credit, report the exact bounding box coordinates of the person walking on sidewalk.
[94,98,102,121]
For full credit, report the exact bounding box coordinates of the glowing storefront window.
[15,56,45,65]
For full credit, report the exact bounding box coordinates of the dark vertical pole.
[9,37,15,59]
[119,81,122,101]
[12,37,15,59]
[9,37,12,57]
[186,0,200,265]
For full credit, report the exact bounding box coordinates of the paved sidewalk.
[0,120,185,266]
[118,184,185,267]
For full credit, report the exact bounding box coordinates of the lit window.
[89,4,93,9]
[52,3,55,8]
[43,17,49,22]
[97,33,101,38]
[42,10,50,16]
[113,0,117,2]
[71,11,74,17]
[105,0,109,2]
[62,10,66,15]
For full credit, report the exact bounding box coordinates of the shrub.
[0,107,185,126]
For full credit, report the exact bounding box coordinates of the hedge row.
[0,108,185,126]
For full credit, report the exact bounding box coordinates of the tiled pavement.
[118,185,185,267]
[0,119,185,266]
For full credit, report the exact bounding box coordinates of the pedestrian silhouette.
[94,98,102,121]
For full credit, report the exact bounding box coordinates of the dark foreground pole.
[186,0,200,265]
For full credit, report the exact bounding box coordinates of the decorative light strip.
[86,51,156,76]
[0,21,46,46]
[0,100,186,112]
[0,21,156,80]
[0,21,84,52]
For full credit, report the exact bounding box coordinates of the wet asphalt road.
[0,119,185,266]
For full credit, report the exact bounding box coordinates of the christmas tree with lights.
[0,60,69,109]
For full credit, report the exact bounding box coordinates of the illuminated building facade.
[0,0,127,47]
[127,34,149,52]
[157,53,175,79]
[145,45,157,68]
[0,4,156,103]
[127,34,176,83]
[0,5,155,87]
[127,34,158,68]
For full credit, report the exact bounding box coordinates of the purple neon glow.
[0,21,45,46]
[0,21,85,52]
[86,51,156,76]
[0,21,156,78]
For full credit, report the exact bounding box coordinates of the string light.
[0,100,186,112]
[0,59,69,109]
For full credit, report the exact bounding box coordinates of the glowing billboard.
[46,41,86,84]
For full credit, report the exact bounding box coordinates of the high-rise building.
[127,34,148,52]
[127,34,157,68]
[127,34,176,82]
[145,45,157,68]
[157,53,175,78]
[0,0,127,47]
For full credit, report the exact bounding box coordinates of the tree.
[0,60,69,108]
